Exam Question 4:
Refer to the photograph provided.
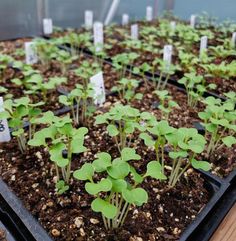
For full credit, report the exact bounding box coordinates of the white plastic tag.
[93,22,104,52]
[25,42,38,65]
[122,14,129,26]
[232,32,236,47]
[163,45,173,71]
[170,21,176,30]
[190,15,196,28]
[131,24,138,40]
[43,18,53,35]
[200,36,208,54]
[90,72,106,106]
[146,6,153,21]
[85,10,93,29]
[0,97,11,142]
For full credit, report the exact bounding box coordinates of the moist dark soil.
[0,120,211,241]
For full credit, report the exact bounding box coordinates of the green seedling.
[153,90,179,120]
[140,120,175,173]
[112,52,139,79]
[0,97,44,153]
[198,95,236,156]
[56,49,78,75]
[25,76,67,102]
[140,122,210,187]
[73,148,166,229]
[153,59,179,90]
[201,61,236,79]
[74,60,101,87]
[59,83,95,126]
[133,62,152,88]
[209,45,236,58]
[178,72,216,108]
[28,112,88,185]
[111,78,142,103]
[34,39,58,67]
[95,104,156,152]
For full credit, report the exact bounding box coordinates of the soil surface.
[0,122,211,241]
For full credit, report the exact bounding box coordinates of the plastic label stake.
[0,97,11,142]
[163,45,173,71]
[25,42,38,65]
[200,36,208,56]
[122,14,129,26]
[146,6,153,21]
[190,15,196,28]
[43,18,53,35]
[93,22,104,52]
[85,10,93,29]
[232,32,236,47]
[131,24,138,40]
[170,21,176,30]
[90,72,106,106]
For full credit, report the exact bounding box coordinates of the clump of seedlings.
[153,58,180,90]
[199,95,236,156]
[178,72,216,108]
[95,104,156,152]
[0,97,44,153]
[59,83,95,126]
[153,90,179,120]
[28,112,88,189]
[25,76,67,102]
[140,120,211,187]
[73,148,166,229]
[112,52,139,79]
[111,78,143,103]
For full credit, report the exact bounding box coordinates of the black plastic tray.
[0,170,229,241]
[187,171,236,241]
[0,179,53,241]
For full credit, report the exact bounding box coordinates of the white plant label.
[25,42,38,65]
[90,72,106,106]
[43,18,53,35]
[190,15,196,28]
[200,36,208,54]
[163,45,173,71]
[93,22,104,52]
[170,21,176,30]
[85,10,93,29]
[232,32,236,47]
[122,14,129,26]
[131,24,138,40]
[0,97,11,142]
[146,6,153,21]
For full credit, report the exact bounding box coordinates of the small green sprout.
[198,95,236,156]
[112,53,139,79]
[56,180,69,195]
[59,83,95,126]
[0,97,44,153]
[95,104,156,152]
[133,62,152,88]
[25,76,67,102]
[178,72,216,108]
[74,60,101,87]
[140,122,210,187]
[153,90,179,120]
[153,58,180,90]
[111,78,142,103]
[28,112,88,185]
[73,148,166,229]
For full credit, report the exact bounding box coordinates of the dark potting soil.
[0,122,211,241]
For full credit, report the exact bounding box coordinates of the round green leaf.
[91,198,117,219]
[73,163,94,181]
